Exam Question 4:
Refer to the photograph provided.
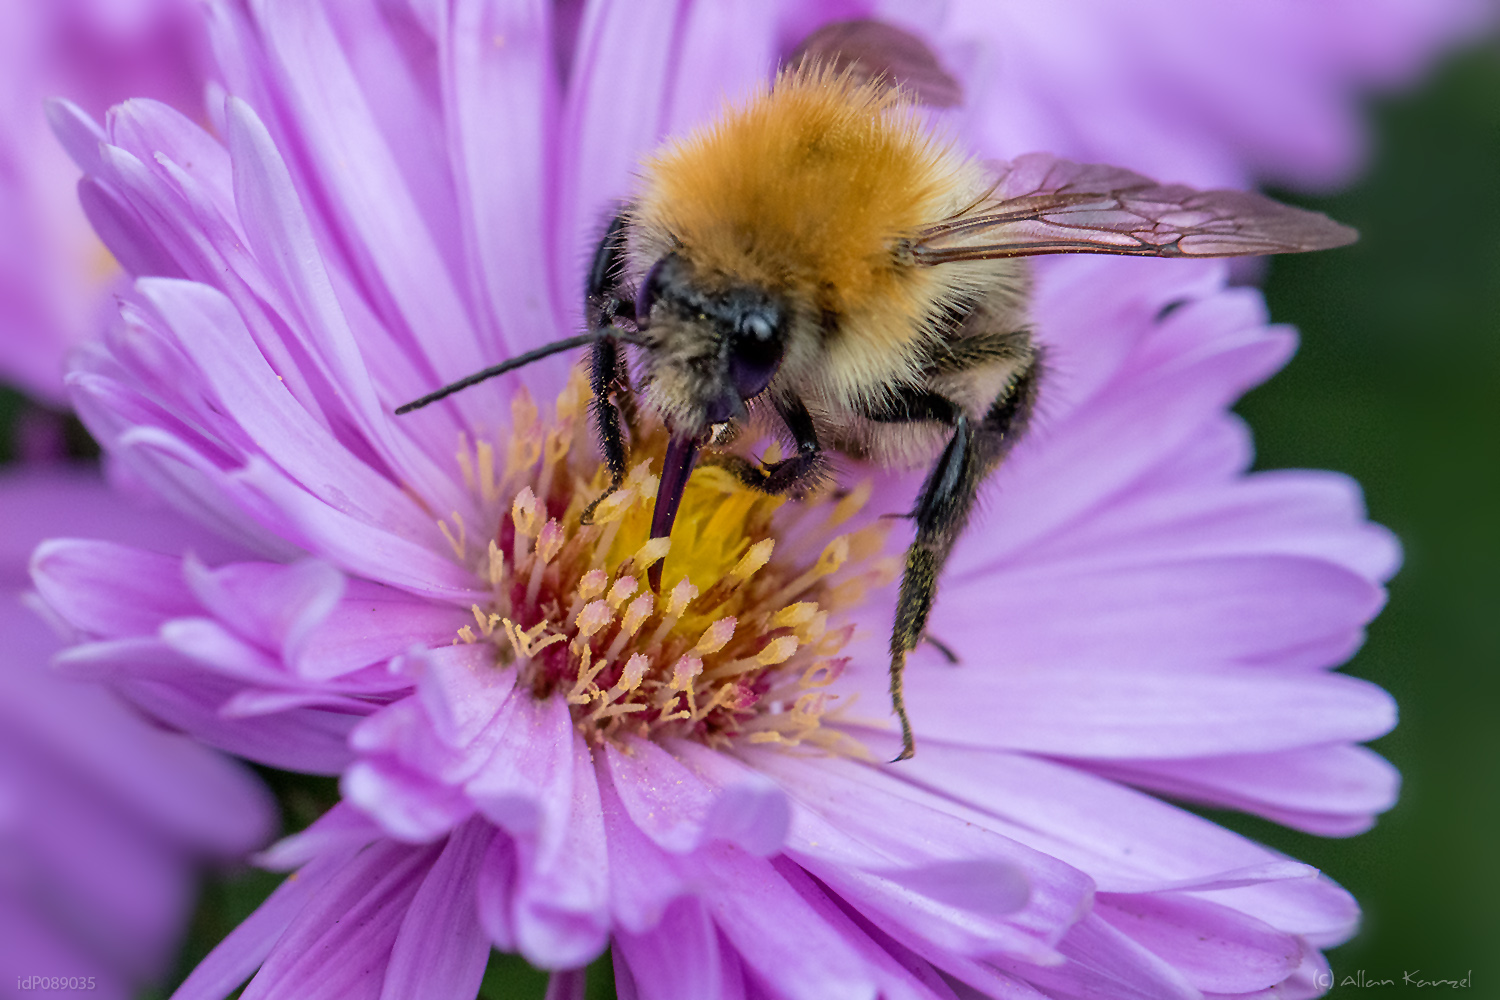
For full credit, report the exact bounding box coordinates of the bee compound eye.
[740,312,775,342]
[727,308,785,400]
[635,258,670,327]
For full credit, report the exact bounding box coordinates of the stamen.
[758,635,801,666]
[578,569,609,602]
[568,647,608,704]
[621,592,654,634]
[477,439,498,504]
[613,653,650,694]
[604,592,654,663]
[606,576,637,609]
[486,540,506,588]
[471,605,497,638]
[671,654,703,690]
[666,578,698,617]
[511,487,540,564]
[646,578,698,648]
[827,479,873,527]
[693,617,736,655]
[621,536,671,580]
[768,536,849,607]
[536,519,565,564]
[574,600,612,642]
[456,432,477,494]
[732,539,776,580]
[770,602,818,629]
[506,391,540,475]
[447,369,883,755]
[438,519,464,560]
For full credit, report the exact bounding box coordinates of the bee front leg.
[718,395,826,497]
[581,214,636,524]
[581,335,631,524]
[886,367,1040,760]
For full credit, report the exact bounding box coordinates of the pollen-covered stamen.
[447,371,897,752]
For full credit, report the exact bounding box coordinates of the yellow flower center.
[438,371,895,754]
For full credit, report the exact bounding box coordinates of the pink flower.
[25,2,1416,998]
[0,467,274,1000]
[0,0,210,404]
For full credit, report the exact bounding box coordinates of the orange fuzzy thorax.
[634,68,982,330]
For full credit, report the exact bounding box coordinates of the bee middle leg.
[877,370,1040,760]
[716,395,827,497]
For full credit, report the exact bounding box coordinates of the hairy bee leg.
[889,365,1040,761]
[586,212,636,326]
[720,396,826,496]
[581,336,630,524]
[580,213,637,524]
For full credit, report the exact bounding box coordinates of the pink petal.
[476,831,519,951]
[342,757,474,843]
[171,851,346,1000]
[892,665,1394,758]
[691,847,938,1000]
[747,750,1090,965]
[1095,893,1302,994]
[380,821,494,1000]
[31,539,196,638]
[133,278,441,540]
[604,738,717,853]
[465,692,575,837]
[442,0,566,366]
[239,841,438,1000]
[224,96,462,510]
[255,802,383,871]
[894,747,1360,941]
[613,897,724,1000]
[991,912,1199,1000]
[46,96,109,176]
[597,768,690,935]
[511,738,612,968]
[923,554,1385,677]
[253,2,495,419]
[230,455,479,600]
[412,642,517,748]
[554,0,682,304]
[1086,744,1400,836]
[0,467,248,583]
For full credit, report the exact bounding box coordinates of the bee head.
[637,253,788,439]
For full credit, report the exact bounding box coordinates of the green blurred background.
[5,35,1494,1000]
[1230,39,1499,986]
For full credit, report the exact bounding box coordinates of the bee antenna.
[394,330,643,414]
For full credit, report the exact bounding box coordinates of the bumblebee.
[400,22,1355,760]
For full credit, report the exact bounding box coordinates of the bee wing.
[910,153,1357,265]
[789,19,962,108]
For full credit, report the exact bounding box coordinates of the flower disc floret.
[446,372,894,753]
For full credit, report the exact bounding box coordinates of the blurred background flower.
[939,0,1493,191]
[0,0,1494,997]
[0,0,209,407]
[0,5,273,997]
[0,466,275,1000]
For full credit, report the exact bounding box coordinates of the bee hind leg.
[888,366,1039,761]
